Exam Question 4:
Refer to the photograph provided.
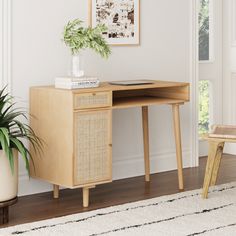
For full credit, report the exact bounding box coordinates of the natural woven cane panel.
[74,92,111,109]
[74,110,112,185]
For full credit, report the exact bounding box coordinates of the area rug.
[1,182,236,236]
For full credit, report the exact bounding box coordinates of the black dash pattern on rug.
[88,203,233,236]
[10,185,236,235]
[187,222,236,236]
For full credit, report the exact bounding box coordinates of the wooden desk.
[29,80,190,207]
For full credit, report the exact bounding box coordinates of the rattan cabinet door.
[74,109,112,186]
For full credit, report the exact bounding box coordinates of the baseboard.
[18,148,191,196]
[112,149,191,180]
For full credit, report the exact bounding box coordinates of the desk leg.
[53,184,59,199]
[142,106,150,182]
[83,186,95,207]
[83,188,89,207]
[172,104,184,190]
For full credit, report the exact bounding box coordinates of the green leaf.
[10,138,29,175]
[0,87,42,174]
[63,18,111,58]
[8,148,14,174]
[0,132,14,174]
[0,128,10,146]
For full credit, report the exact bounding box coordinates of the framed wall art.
[89,0,140,45]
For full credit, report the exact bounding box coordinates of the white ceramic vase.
[0,149,18,202]
[71,53,84,77]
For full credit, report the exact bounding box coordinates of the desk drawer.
[74,92,111,109]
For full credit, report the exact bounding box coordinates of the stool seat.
[201,125,236,199]
[201,133,236,143]
[209,125,236,139]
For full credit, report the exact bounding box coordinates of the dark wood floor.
[1,154,236,228]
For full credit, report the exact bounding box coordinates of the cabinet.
[29,88,112,191]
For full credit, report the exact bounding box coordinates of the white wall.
[0,0,11,89]
[223,0,236,154]
[8,0,193,196]
[198,0,223,157]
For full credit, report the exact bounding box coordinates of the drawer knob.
[92,93,96,96]
[109,144,112,147]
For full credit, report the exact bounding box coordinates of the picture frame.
[89,0,140,45]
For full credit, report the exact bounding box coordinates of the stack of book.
[55,76,100,89]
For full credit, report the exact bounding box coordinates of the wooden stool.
[0,197,17,225]
[202,126,236,198]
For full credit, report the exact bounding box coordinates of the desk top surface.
[31,80,189,93]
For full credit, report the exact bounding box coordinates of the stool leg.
[202,141,223,198]
[142,106,150,182]
[210,142,224,186]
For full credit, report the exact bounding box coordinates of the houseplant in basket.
[63,19,111,77]
[0,87,41,202]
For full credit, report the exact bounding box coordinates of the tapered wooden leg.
[142,106,150,182]
[83,188,89,207]
[172,104,184,190]
[53,184,59,199]
[202,141,224,198]
[210,142,224,186]
[82,186,95,207]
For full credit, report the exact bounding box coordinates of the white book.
[55,80,100,90]
[55,76,98,83]
[55,80,99,85]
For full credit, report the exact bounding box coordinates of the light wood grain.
[202,141,224,198]
[210,142,225,186]
[146,85,190,101]
[82,187,89,208]
[142,106,150,182]
[113,97,184,109]
[201,134,236,143]
[210,125,236,139]
[29,88,74,187]
[33,81,189,93]
[53,185,59,199]
[172,104,184,190]
[82,186,95,208]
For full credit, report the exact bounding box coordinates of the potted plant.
[63,19,111,77]
[0,87,41,202]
